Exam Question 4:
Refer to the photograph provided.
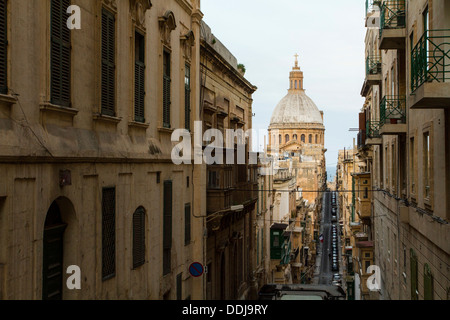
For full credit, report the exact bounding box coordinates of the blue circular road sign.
[189,262,204,278]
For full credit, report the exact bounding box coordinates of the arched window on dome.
[285,135,289,143]
[279,135,282,145]
[309,134,312,144]
[295,80,297,89]
[315,134,318,144]
[301,134,305,143]
[293,134,298,141]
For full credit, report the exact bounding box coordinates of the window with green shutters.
[134,32,145,123]
[0,0,7,94]
[101,8,115,116]
[185,203,191,246]
[133,207,145,269]
[184,64,191,131]
[424,263,434,300]
[51,0,71,107]
[163,181,172,275]
[102,187,116,280]
[410,249,419,300]
[163,50,171,128]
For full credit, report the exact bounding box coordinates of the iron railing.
[380,96,406,125]
[411,29,450,92]
[366,55,382,76]
[366,120,381,138]
[379,0,406,38]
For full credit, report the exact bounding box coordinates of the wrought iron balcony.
[366,120,381,138]
[379,0,406,49]
[366,56,381,76]
[410,29,450,109]
[380,96,406,124]
[361,56,382,96]
[379,96,407,135]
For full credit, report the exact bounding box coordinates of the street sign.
[189,262,204,278]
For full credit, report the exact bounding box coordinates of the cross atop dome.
[294,53,300,69]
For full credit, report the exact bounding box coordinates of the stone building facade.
[351,0,450,300]
[0,0,206,300]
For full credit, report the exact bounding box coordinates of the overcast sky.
[201,0,367,176]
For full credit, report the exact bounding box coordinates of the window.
[301,134,305,143]
[315,135,318,144]
[424,264,434,300]
[185,203,191,246]
[423,132,431,199]
[0,0,7,94]
[51,0,71,107]
[285,134,289,143]
[133,207,145,269]
[134,32,145,123]
[279,135,282,145]
[185,64,191,130]
[163,181,173,275]
[391,143,396,194]
[101,8,115,116]
[176,273,182,300]
[208,170,219,189]
[410,137,416,194]
[163,50,171,128]
[410,249,418,300]
[102,187,116,280]
[309,134,312,144]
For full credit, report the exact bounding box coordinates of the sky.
[201,0,367,178]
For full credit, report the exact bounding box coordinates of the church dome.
[270,55,323,127]
[270,91,323,126]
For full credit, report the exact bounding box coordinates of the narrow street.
[316,191,342,286]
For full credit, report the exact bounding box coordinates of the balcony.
[379,96,407,135]
[361,56,382,97]
[379,0,406,50]
[366,121,382,145]
[410,29,450,109]
[357,198,371,219]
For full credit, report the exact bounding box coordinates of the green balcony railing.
[380,96,406,126]
[411,29,450,92]
[366,55,382,76]
[366,120,381,138]
[379,0,406,38]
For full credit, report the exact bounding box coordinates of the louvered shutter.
[133,207,145,269]
[0,0,7,94]
[134,32,145,122]
[184,203,191,245]
[163,51,171,128]
[163,181,172,275]
[101,9,115,116]
[102,187,116,280]
[185,65,191,131]
[50,0,71,107]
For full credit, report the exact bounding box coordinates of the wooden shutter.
[101,8,115,116]
[163,51,171,128]
[185,65,191,130]
[424,263,434,300]
[102,187,116,280]
[50,0,71,107]
[0,0,7,94]
[133,207,145,269]
[410,249,418,300]
[134,32,145,123]
[163,181,172,275]
[184,203,191,245]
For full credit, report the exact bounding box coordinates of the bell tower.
[289,53,304,92]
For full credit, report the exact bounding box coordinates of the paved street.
[315,191,341,286]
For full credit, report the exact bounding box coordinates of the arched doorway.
[42,201,67,300]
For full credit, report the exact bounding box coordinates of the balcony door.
[42,201,67,300]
